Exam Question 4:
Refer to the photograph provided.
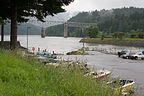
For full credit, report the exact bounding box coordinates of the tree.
[138,32,144,38]
[118,32,125,40]
[86,26,99,38]
[112,32,118,38]
[0,0,74,49]
[0,17,5,48]
[130,33,137,38]
[43,7,144,38]
[112,32,125,39]
[101,33,106,40]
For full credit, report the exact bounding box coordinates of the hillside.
[45,24,84,37]
[0,23,41,35]
[0,12,76,35]
[45,7,144,37]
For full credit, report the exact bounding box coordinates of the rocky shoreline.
[80,39,144,48]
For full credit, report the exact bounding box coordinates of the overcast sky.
[64,0,144,12]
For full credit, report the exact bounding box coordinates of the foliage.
[0,0,74,49]
[80,38,144,47]
[0,0,74,22]
[118,32,125,40]
[0,49,116,96]
[138,32,144,38]
[69,7,144,34]
[112,32,118,38]
[130,32,144,38]
[130,33,138,38]
[80,38,144,42]
[45,24,64,36]
[86,26,99,38]
[112,32,125,40]
[0,17,2,24]
[0,17,5,25]
[45,7,144,38]
[66,50,89,55]
[101,33,105,40]
[46,24,84,37]
[78,47,89,51]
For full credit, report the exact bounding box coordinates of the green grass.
[122,38,144,41]
[80,38,144,42]
[0,49,117,96]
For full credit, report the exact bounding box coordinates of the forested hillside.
[45,7,144,37]
[45,24,84,37]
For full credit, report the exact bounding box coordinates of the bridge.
[27,19,97,38]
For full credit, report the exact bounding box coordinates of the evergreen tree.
[46,7,144,37]
[0,0,74,49]
[0,17,5,48]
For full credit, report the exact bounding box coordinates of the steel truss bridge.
[27,20,97,38]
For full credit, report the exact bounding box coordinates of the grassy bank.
[0,49,117,96]
[80,38,144,47]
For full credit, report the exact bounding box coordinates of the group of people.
[35,47,55,56]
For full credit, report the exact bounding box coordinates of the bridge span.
[27,20,97,38]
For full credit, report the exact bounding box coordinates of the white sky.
[64,0,144,12]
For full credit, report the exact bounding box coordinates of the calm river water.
[3,35,144,94]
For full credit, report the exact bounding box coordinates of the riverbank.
[0,41,26,50]
[0,49,116,96]
[80,38,144,48]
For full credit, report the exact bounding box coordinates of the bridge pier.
[27,20,97,38]
[41,27,45,38]
[64,23,68,38]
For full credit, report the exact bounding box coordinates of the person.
[118,52,121,57]
[52,51,55,55]
[44,53,46,55]
[38,47,40,52]
[43,50,46,56]
[36,47,40,55]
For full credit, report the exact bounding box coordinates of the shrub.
[138,32,144,38]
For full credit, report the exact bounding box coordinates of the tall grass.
[0,49,117,96]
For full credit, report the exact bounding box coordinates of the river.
[2,35,144,94]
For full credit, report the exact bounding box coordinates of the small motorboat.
[108,79,135,95]
[85,70,111,80]
[37,52,57,59]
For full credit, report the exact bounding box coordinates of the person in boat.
[42,50,46,56]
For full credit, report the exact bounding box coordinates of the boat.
[37,52,57,59]
[85,70,111,80]
[108,79,135,95]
